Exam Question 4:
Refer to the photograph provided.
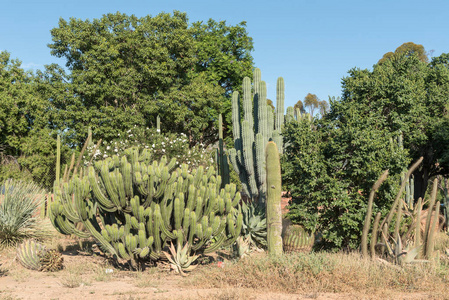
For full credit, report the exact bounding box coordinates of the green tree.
[0,51,58,188]
[378,42,428,64]
[46,11,254,147]
[341,52,449,198]
[283,104,409,250]
[318,100,329,117]
[303,93,319,117]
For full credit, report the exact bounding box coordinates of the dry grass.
[187,251,449,298]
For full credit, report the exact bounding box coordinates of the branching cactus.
[50,138,243,268]
[228,68,287,204]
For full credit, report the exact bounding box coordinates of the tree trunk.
[414,166,430,200]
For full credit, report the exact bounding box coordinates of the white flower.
[103,154,108,158]
[157,129,160,133]
[106,146,110,150]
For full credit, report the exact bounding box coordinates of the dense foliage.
[283,117,409,250]
[0,52,60,188]
[0,11,254,187]
[284,49,449,250]
[44,11,253,147]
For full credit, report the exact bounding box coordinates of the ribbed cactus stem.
[275,77,285,131]
[218,114,230,187]
[370,212,382,258]
[426,201,440,259]
[415,197,422,257]
[265,141,282,255]
[361,169,388,258]
[156,115,160,133]
[56,135,61,185]
[423,178,438,256]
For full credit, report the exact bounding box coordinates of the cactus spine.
[228,68,286,204]
[265,141,282,255]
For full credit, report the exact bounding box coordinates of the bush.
[85,127,215,171]
[282,117,409,250]
[0,179,52,248]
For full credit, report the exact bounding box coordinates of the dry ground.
[0,235,448,300]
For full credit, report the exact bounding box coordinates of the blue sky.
[2,0,449,109]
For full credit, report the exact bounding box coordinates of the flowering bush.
[85,127,215,170]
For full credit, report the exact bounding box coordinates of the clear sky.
[2,0,449,109]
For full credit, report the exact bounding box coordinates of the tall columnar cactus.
[217,114,230,188]
[228,68,287,204]
[265,141,283,256]
[50,142,243,267]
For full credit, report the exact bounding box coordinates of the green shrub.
[282,116,409,250]
[0,179,51,248]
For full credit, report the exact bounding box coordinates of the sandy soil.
[0,239,441,300]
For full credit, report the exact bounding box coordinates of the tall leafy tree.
[303,93,319,117]
[0,51,58,188]
[378,42,428,64]
[340,52,449,197]
[46,11,254,147]
[283,106,409,250]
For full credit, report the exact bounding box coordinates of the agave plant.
[239,201,267,249]
[0,179,51,248]
[162,242,199,276]
[380,233,428,265]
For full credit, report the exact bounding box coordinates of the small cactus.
[16,240,63,272]
[282,224,314,253]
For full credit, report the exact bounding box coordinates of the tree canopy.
[283,49,449,249]
[0,52,60,188]
[45,11,254,146]
[378,42,428,64]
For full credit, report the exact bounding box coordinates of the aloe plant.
[163,242,198,276]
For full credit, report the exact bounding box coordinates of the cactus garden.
[2,7,449,300]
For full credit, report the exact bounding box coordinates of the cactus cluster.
[16,240,63,272]
[50,140,243,267]
[362,157,442,263]
[228,68,285,204]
